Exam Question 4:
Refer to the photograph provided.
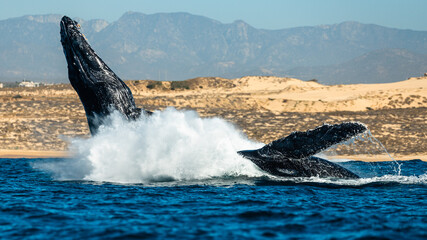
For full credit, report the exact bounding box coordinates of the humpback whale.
[60,16,151,135]
[60,16,366,179]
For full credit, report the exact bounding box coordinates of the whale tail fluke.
[238,122,367,178]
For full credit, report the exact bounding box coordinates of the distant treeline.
[1,82,20,88]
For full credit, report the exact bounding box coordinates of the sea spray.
[318,129,402,177]
[268,173,427,186]
[34,108,408,184]
[37,108,264,183]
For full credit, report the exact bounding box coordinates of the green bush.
[170,81,190,90]
[146,81,162,89]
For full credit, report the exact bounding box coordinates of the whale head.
[60,16,110,86]
[60,16,141,135]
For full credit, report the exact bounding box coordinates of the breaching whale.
[60,16,151,135]
[60,16,366,179]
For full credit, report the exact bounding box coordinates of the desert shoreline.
[0,149,69,159]
[1,76,425,160]
[0,149,424,162]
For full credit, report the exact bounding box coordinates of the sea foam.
[37,108,264,183]
[34,108,421,185]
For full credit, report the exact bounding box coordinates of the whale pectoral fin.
[237,122,366,178]
[264,122,367,159]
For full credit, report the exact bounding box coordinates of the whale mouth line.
[60,18,93,85]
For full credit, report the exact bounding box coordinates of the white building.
[0,83,3,88]
[19,80,40,87]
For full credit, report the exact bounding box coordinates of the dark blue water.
[1,158,426,239]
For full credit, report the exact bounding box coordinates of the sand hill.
[0,76,426,160]
[127,76,427,112]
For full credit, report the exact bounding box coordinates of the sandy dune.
[0,76,426,160]
[127,76,426,113]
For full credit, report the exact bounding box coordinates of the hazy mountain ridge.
[286,49,427,84]
[1,12,427,83]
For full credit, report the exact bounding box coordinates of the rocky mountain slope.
[1,12,427,84]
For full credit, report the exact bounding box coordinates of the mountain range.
[1,12,427,84]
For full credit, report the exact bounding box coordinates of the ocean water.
[1,109,426,239]
[1,158,426,239]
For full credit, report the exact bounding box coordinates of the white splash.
[36,108,264,183]
[34,107,423,186]
[287,174,427,186]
